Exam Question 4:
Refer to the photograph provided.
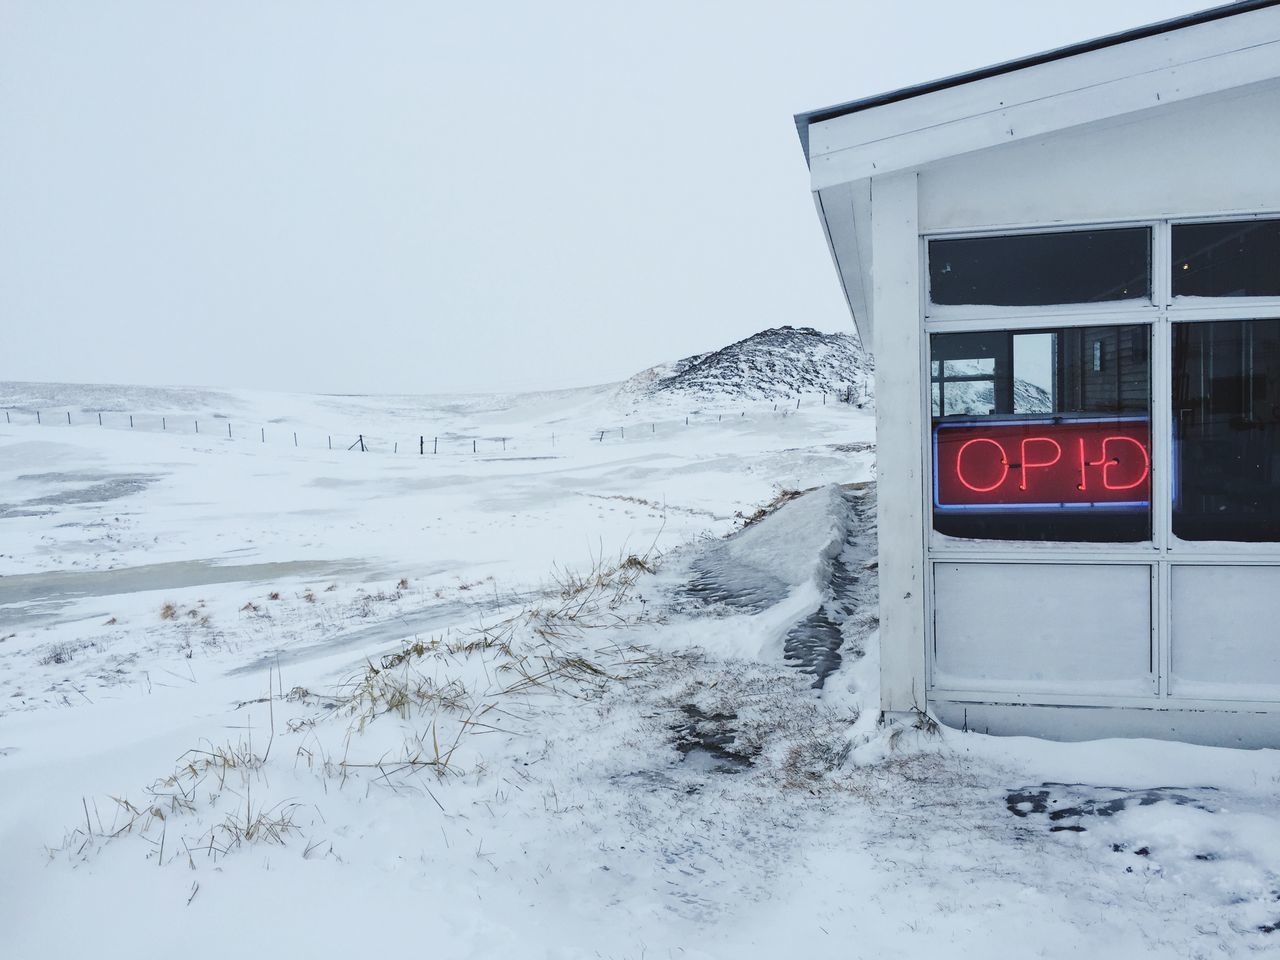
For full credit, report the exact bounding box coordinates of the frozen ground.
[2,372,1280,959]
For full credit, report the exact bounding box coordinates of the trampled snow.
[2,346,1279,959]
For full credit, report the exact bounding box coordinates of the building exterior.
[796,1,1280,746]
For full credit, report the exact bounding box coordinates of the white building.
[797,0,1280,746]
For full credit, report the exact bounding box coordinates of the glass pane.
[1013,334,1054,413]
[1173,220,1280,298]
[1172,319,1280,542]
[931,325,1151,542]
[929,228,1151,307]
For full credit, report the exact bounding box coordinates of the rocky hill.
[621,326,871,403]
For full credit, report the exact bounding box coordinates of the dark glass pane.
[929,228,1151,306]
[931,325,1151,542]
[1172,319,1280,542]
[1173,220,1280,298]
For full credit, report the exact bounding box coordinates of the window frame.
[1171,214,1280,306]
[919,214,1280,710]
[920,215,1280,561]
[923,220,1161,322]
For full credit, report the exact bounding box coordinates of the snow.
[2,362,1280,959]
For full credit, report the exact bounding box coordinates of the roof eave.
[793,0,1280,163]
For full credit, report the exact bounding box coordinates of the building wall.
[883,83,1280,745]
[918,78,1280,234]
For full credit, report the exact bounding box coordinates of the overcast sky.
[1,1,1207,395]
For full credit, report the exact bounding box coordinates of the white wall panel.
[1171,565,1280,700]
[918,79,1280,233]
[933,562,1153,695]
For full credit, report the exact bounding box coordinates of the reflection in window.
[1173,220,1280,298]
[931,325,1151,542]
[929,228,1152,307]
[1173,319,1280,542]
[1013,333,1054,413]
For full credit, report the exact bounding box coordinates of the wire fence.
[0,388,871,457]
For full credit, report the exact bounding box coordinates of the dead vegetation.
[59,735,302,865]
[61,549,665,864]
[329,548,665,771]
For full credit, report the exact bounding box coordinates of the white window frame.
[918,213,1280,712]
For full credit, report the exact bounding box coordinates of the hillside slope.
[621,326,871,403]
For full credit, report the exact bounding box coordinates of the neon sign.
[934,417,1150,510]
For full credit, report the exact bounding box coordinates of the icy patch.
[1006,781,1280,936]
[0,471,160,517]
[1006,782,1218,832]
[678,484,877,688]
[0,558,368,624]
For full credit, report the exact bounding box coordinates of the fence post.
[328,435,332,450]
[294,432,298,448]
[598,431,604,442]
[685,416,688,426]
[228,422,232,438]
[472,440,476,453]
[434,437,437,454]
[67,411,71,425]
[98,412,102,426]
[419,436,424,456]
[4,411,9,424]
[360,435,365,452]
[261,427,265,443]
[501,437,506,451]
[129,415,133,429]
[796,398,800,410]
[162,416,166,430]
[651,423,654,433]
[195,420,198,434]
[394,441,398,454]
[37,411,41,424]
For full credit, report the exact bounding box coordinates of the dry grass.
[159,602,178,621]
[58,735,300,864]
[328,548,664,781]
[63,551,665,865]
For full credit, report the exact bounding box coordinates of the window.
[1173,219,1280,298]
[1172,319,1280,542]
[929,228,1152,307]
[931,325,1151,542]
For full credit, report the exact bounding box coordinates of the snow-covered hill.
[621,326,871,403]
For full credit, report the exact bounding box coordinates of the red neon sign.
[935,418,1150,509]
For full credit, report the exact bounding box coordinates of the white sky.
[1,1,1207,395]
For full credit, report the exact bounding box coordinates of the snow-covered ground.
[3,356,1280,958]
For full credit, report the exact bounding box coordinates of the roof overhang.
[796,0,1280,342]
[794,0,1280,170]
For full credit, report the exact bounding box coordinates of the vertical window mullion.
[1152,314,1172,557]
